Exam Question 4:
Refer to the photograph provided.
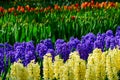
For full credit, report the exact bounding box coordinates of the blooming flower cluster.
[1,26,120,75]
[7,59,40,80]
[0,1,118,14]
[3,48,120,79]
[81,0,118,9]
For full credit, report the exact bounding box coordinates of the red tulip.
[17,6,21,11]
[71,16,75,20]
[75,3,79,8]
[0,7,4,13]
[30,8,35,12]
[47,6,51,10]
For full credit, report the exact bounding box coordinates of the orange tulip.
[25,5,30,11]
[20,7,25,13]
[95,2,100,8]
[54,4,60,10]
[68,6,72,11]
[64,6,67,10]
[17,6,21,11]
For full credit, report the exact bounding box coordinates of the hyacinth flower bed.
[2,46,120,79]
[8,48,120,80]
[0,26,120,79]
[0,1,120,44]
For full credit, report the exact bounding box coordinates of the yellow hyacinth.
[85,54,95,80]
[8,59,29,80]
[67,52,75,80]
[106,49,119,80]
[100,51,107,80]
[43,53,54,80]
[59,63,69,80]
[85,48,106,80]
[27,60,40,80]
[53,55,64,79]
[73,51,86,80]
[106,54,114,80]
[67,51,86,80]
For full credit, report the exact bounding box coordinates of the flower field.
[1,0,120,79]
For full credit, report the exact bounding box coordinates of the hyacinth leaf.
[1,73,4,80]
[2,58,11,80]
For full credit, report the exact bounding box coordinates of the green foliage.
[0,8,120,44]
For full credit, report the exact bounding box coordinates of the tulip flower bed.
[0,26,120,79]
[0,2,120,44]
[0,1,118,13]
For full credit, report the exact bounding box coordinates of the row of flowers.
[0,1,118,14]
[1,26,120,75]
[2,48,120,80]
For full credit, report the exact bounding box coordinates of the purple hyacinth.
[55,42,70,62]
[81,36,85,43]
[0,44,4,74]
[85,40,94,53]
[106,30,114,37]
[68,37,80,52]
[25,41,35,52]
[95,34,105,51]
[25,51,35,66]
[14,41,36,66]
[55,39,65,46]
[77,43,88,60]
[0,43,14,74]
[47,49,55,60]
[40,39,53,49]
[36,43,48,60]
[94,40,104,51]
[115,26,120,37]
[116,26,120,32]
[110,38,116,49]
[105,37,111,49]
[83,33,96,42]
[102,33,106,39]
[47,49,55,57]
[14,42,26,65]
[4,43,13,52]
[115,36,120,48]
[6,51,15,64]
[24,41,35,66]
